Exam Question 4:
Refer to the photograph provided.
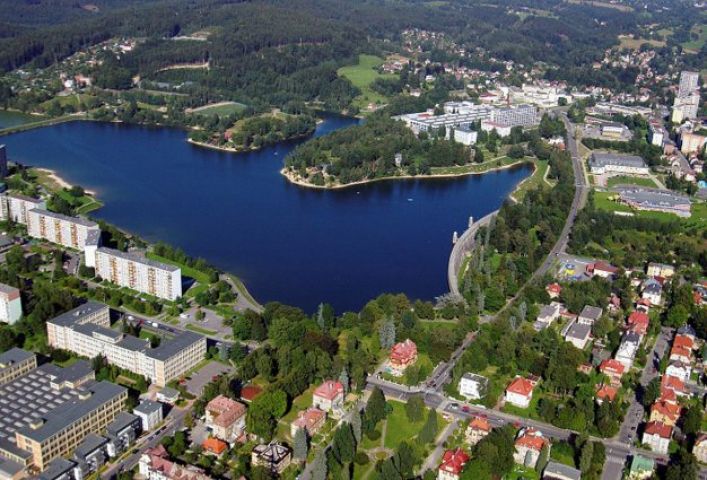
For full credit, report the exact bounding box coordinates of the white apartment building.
[509,83,568,108]
[27,208,100,251]
[95,247,182,301]
[47,302,206,387]
[459,373,488,400]
[0,193,46,225]
[490,104,538,127]
[589,153,649,175]
[678,71,699,97]
[0,282,22,325]
[453,127,478,146]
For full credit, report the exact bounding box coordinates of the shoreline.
[187,130,316,153]
[31,167,97,196]
[280,158,534,191]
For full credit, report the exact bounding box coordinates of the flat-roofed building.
[617,187,691,217]
[95,247,182,301]
[490,104,538,128]
[47,303,205,387]
[395,107,493,135]
[27,209,100,252]
[0,359,127,473]
[0,348,36,386]
[589,153,649,175]
[0,283,22,325]
[0,193,46,226]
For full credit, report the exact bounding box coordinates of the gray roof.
[96,247,179,272]
[0,458,25,477]
[7,193,44,205]
[158,386,179,399]
[48,302,109,327]
[147,331,203,361]
[622,331,641,345]
[85,229,101,247]
[579,305,603,321]
[74,323,123,342]
[0,282,19,296]
[544,461,582,480]
[30,208,98,229]
[461,372,488,383]
[566,323,591,340]
[116,336,149,352]
[590,152,647,169]
[538,304,558,318]
[47,360,93,386]
[74,433,108,459]
[0,437,32,460]
[134,400,162,416]
[617,187,690,209]
[0,348,34,368]
[17,381,126,443]
[37,458,76,480]
[106,412,140,436]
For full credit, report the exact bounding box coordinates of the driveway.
[184,360,234,396]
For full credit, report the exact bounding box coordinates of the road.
[617,328,672,445]
[101,406,189,480]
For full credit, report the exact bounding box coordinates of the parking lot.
[184,360,234,396]
[554,253,594,281]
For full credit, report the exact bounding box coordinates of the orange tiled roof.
[506,377,535,397]
[596,384,618,402]
[599,359,625,376]
[651,400,681,422]
[644,421,672,439]
[202,437,228,455]
[313,380,344,401]
[673,335,694,350]
[515,429,547,451]
[469,416,491,432]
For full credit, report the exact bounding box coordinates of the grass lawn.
[185,283,209,299]
[606,175,658,189]
[618,35,665,50]
[506,464,541,480]
[513,159,549,201]
[338,54,397,109]
[40,94,96,110]
[595,191,707,226]
[189,101,247,116]
[683,24,707,52]
[185,323,217,335]
[145,252,211,284]
[430,156,521,175]
[502,390,542,420]
[384,400,440,450]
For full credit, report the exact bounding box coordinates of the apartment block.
[47,302,206,387]
[0,348,36,387]
[0,360,127,473]
[0,193,46,225]
[490,104,538,127]
[0,283,22,325]
[95,247,182,301]
[27,209,100,252]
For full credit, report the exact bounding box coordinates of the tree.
[351,408,362,444]
[405,394,425,422]
[474,148,485,163]
[666,305,689,328]
[332,423,356,463]
[536,444,550,473]
[293,427,308,461]
[340,366,350,394]
[379,317,395,349]
[311,449,328,480]
[366,387,387,426]
[418,408,438,444]
[641,378,661,408]
[579,441,594,474]
[681,405,702,437]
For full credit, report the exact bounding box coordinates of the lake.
[1,116,531,312]
[0,110,43,129]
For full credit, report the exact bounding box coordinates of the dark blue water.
[2,117,530,312]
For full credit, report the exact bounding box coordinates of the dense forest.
[285,115,472,185]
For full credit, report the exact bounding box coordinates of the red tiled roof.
[202,438,228,455]
[594,262,618,273]
[390,339,417,363]
[292,408,326,431]
[469,416,491,432]
[670,345,692,360]
[206,395,246,428]
[651,400,681,422]
[506,377,535,397]
[313,380,344,401]
[599,359,625,376]
[661,375,686,394]
[628,311,649,326]
[515,429,547,451]
[673,334,694,350]
[546,283,562,294]
[644,421,672,439]
[439,448,470,475]
[596,384,618,402]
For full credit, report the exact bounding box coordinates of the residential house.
[156,387,179,405]
[589,262,618,279]
[660,375,687,400]
[669,345,692,364]
[133,401,163,432]
[693,434,707,464]
[615,332,641,369]
[596,384,619,404]
[642,421,672,454]
[647,263,675,278]
[537,303,562,325]
[542,461,581,480]
[505,376,537,409]
[513,428,550,468]
[459,373,488,400]
[665,361,691,383]
[139,446,213,480]
[312,380,344,413]
[628,455,655,480]
[564,322,592,349]
[389,339,418,375]
[438,448,470,480]
[676,324,697,342]
[546,283,562,299]
[205,395,246,443]
[202,438,228,456]
[673,333,695,351]
[465,416,491,446]
[627,311,650,336]
[578,306,603,325]
[649,400,681,427]
[599,359,626,386]
[642,280,663,306]
[251,443,291,474]
[290,408,326,438]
